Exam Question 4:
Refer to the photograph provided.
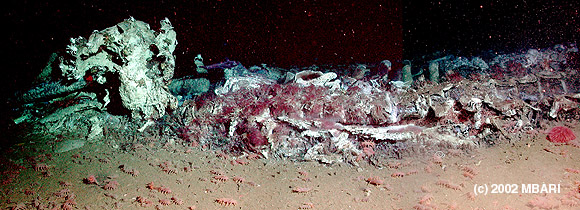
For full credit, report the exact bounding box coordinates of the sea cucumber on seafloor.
[234,159,249,165]
[560,198,579,207]
[463,171,475,179]
[246,153,261,160]
[61,199,76,210]
[103,180,119,190]
[136,196,153,207]
[419,194,433,204]
[462,166,477,175]
[213,175,229,182]
[33,163,48,171]
[171,197,184,205]
[162,167,178,174]
[157,186,172,194]
[215,198,238,206]
[435,179,462,191]
[232,176,245,183]
[53,189,71,198]
[292,187,312,193]
[119,165,140,176]
[159,199,172,206]
[366,176,384,186]
[424,164,433,173]
[567,140,580,148]
[413,204,434,210]
[466,192,476,200]
[391,172,405,178]
[246,181,258,187]
[83,175,98,185]
[432,154,443,165]
[299,202,315,209]
[8,203,26,210]
[406,170,419,176]
[146,182,157,190]
[59,181,72,187]
[565,168,580,174]
[462,166,478,179]
[210,169,225,175]
[527,195,559,209]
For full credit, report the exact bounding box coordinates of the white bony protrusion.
[428,62,439,83]
[194,54,204,67]
[342,124,422,141]
[331,130,361,155]
[294,70,338,87]
[87,116,103,142]
[160,17,173,31]
[228,120,238,137]
[465,97,482,112]
[137,120,155,132]
[389,80,411,89]
[471,57,489,70]
[102,89,110,109]
[524,48,541,68]
[474,112,482,129]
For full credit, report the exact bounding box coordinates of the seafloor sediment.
[1,123,580,209]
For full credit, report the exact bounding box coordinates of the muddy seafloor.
[1,121,580,210]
